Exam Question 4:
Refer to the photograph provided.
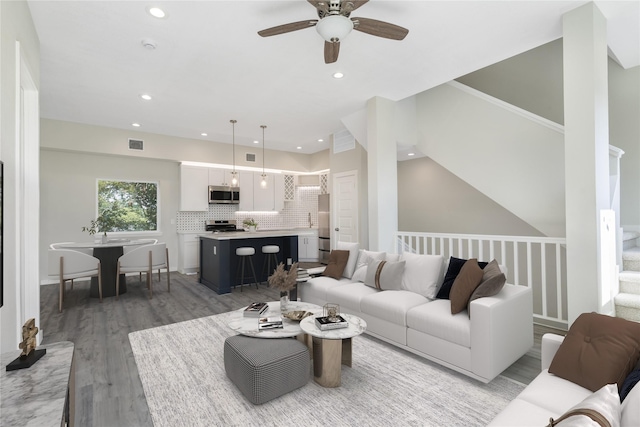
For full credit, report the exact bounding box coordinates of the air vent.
[246,153,256,162]
[128,138,144,151]
[333,129,355,154]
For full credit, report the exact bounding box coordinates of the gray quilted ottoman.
[224,335,310,404]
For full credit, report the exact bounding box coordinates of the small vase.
[249,225,256,233]
[280,291,289,313]
[101,233,108,244]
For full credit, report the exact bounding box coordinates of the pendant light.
[260,125,267,188]
[230,119,238,186]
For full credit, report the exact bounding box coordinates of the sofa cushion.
[437,257,489,300]
[360,291,429,327]
[549,312,640,392]
[336,241,359,279]
[449,259,484,314]
[324,282,378,312]
[322,250,350,279]
[352,250,386,282]
[400,252,444,298]
[301,276,353,303]
[551,384,620,427]
[364,260,405,291]
[406,300,471,347]
[487,397,565,427]
[517,369,593,418]
[467,259,506,315]
[621,379,640,427]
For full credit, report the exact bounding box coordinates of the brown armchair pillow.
[321,250,350,280]
[549,312,640,392]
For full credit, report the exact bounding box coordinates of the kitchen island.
[199,231,300,295]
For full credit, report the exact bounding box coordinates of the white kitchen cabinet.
[180,165,208,211]
[253,173,274,211]
[208,168,237,186]
[238,171,254,211]
[274,174,285,211]
[298,229,319,262]
[178,233,201,274]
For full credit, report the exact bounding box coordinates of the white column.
[563,3,610,325]
[366,97,398,252]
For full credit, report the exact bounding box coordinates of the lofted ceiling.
[28,1,639,155]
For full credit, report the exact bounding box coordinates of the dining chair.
[124,239,158,282]
[49,243,94,290]
[48,248,102,313]
[116,242,170,300]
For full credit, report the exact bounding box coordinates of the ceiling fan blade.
[341,0,369,15]
[324,41,340,64]
[258,20,318,37]
[307,0,329,16]
[352,17,408,40]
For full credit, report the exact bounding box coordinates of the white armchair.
[116,243,169,299]
[48,248,102,312]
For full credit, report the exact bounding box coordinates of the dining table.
[54,239,153,298]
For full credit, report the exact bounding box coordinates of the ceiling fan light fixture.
[316,15,353,42]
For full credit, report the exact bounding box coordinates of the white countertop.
[198,228,317,240]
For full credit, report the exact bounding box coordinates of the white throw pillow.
[352,250,386,282]
[621,381,640,427]
[552,383,620,427]
[385,253,400,262]
[400,252,444,298]
[336,241,359,279]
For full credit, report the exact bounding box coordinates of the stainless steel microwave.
[208,185,240,204]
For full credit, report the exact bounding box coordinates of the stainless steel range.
[205,220,243,233]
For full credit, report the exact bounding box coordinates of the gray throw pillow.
[364,260,405,291]
[467,259,506,316]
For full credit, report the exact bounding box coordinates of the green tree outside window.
[97,180,158,232]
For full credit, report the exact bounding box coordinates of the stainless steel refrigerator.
[318,194,330,264]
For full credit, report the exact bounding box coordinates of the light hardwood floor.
[40,272,564,426]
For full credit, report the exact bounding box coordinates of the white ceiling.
[28,1,639,155]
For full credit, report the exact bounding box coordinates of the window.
[97,180,158,232]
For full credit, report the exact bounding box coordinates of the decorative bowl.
[282,311,313,322]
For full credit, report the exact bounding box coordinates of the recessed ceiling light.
[253,140,260,144]
[140,94,152,101]
[408,152,415,156]
[333,72,344,79]
[297,146,302,150]
[318,139,324,142]
[147,7,166,18]
[132,123,141,127]
[201,133,208,136]
[141,39,157,50]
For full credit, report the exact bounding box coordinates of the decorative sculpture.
[6,318,46,371]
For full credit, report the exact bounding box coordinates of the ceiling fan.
[258,0,409,64]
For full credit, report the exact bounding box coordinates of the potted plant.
[242,218,258,232]
[267,262,298,313]
[82,215,115,243]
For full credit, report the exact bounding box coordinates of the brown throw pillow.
[549,312,640,392]
[467,259,506,316]
[322,250,350,280]
[449,258,484,314]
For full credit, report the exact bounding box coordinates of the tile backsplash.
[176,186,321,233]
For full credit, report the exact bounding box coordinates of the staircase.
[615,231,640,322]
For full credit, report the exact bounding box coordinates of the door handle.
[335,227,339,231]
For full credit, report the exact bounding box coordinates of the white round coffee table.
[299,313,367,388]
[227,301,322,338]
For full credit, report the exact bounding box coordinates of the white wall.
[0,0,41,354]
[40,150,180,284]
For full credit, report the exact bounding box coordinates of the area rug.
[129,312,523,427]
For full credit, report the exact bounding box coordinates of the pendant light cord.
[230,119,237,175]
[261,125,266,175]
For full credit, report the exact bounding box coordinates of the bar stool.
[261,245,280,284]
[235,247,258,292]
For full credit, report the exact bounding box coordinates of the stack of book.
[296,268,310,282]
[315,315,349,331]
[258,316,283,330]
[243,302,268,318]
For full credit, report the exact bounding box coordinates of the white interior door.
[332,171,358,245]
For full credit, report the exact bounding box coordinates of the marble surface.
[1,341,74,427]
[199,229,306,240]
[300,313,367,339]
[54,239,153,249]
[227,301,322,338]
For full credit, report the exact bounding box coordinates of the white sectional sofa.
[490,332,640,426]
[299,247,534,383]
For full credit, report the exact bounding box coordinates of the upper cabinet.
[253,173,274,211]
[180,165,208,211]
[238,171,254,211]
[208,168,237,187]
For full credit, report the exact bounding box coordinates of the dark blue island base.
[199,234,299,295]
